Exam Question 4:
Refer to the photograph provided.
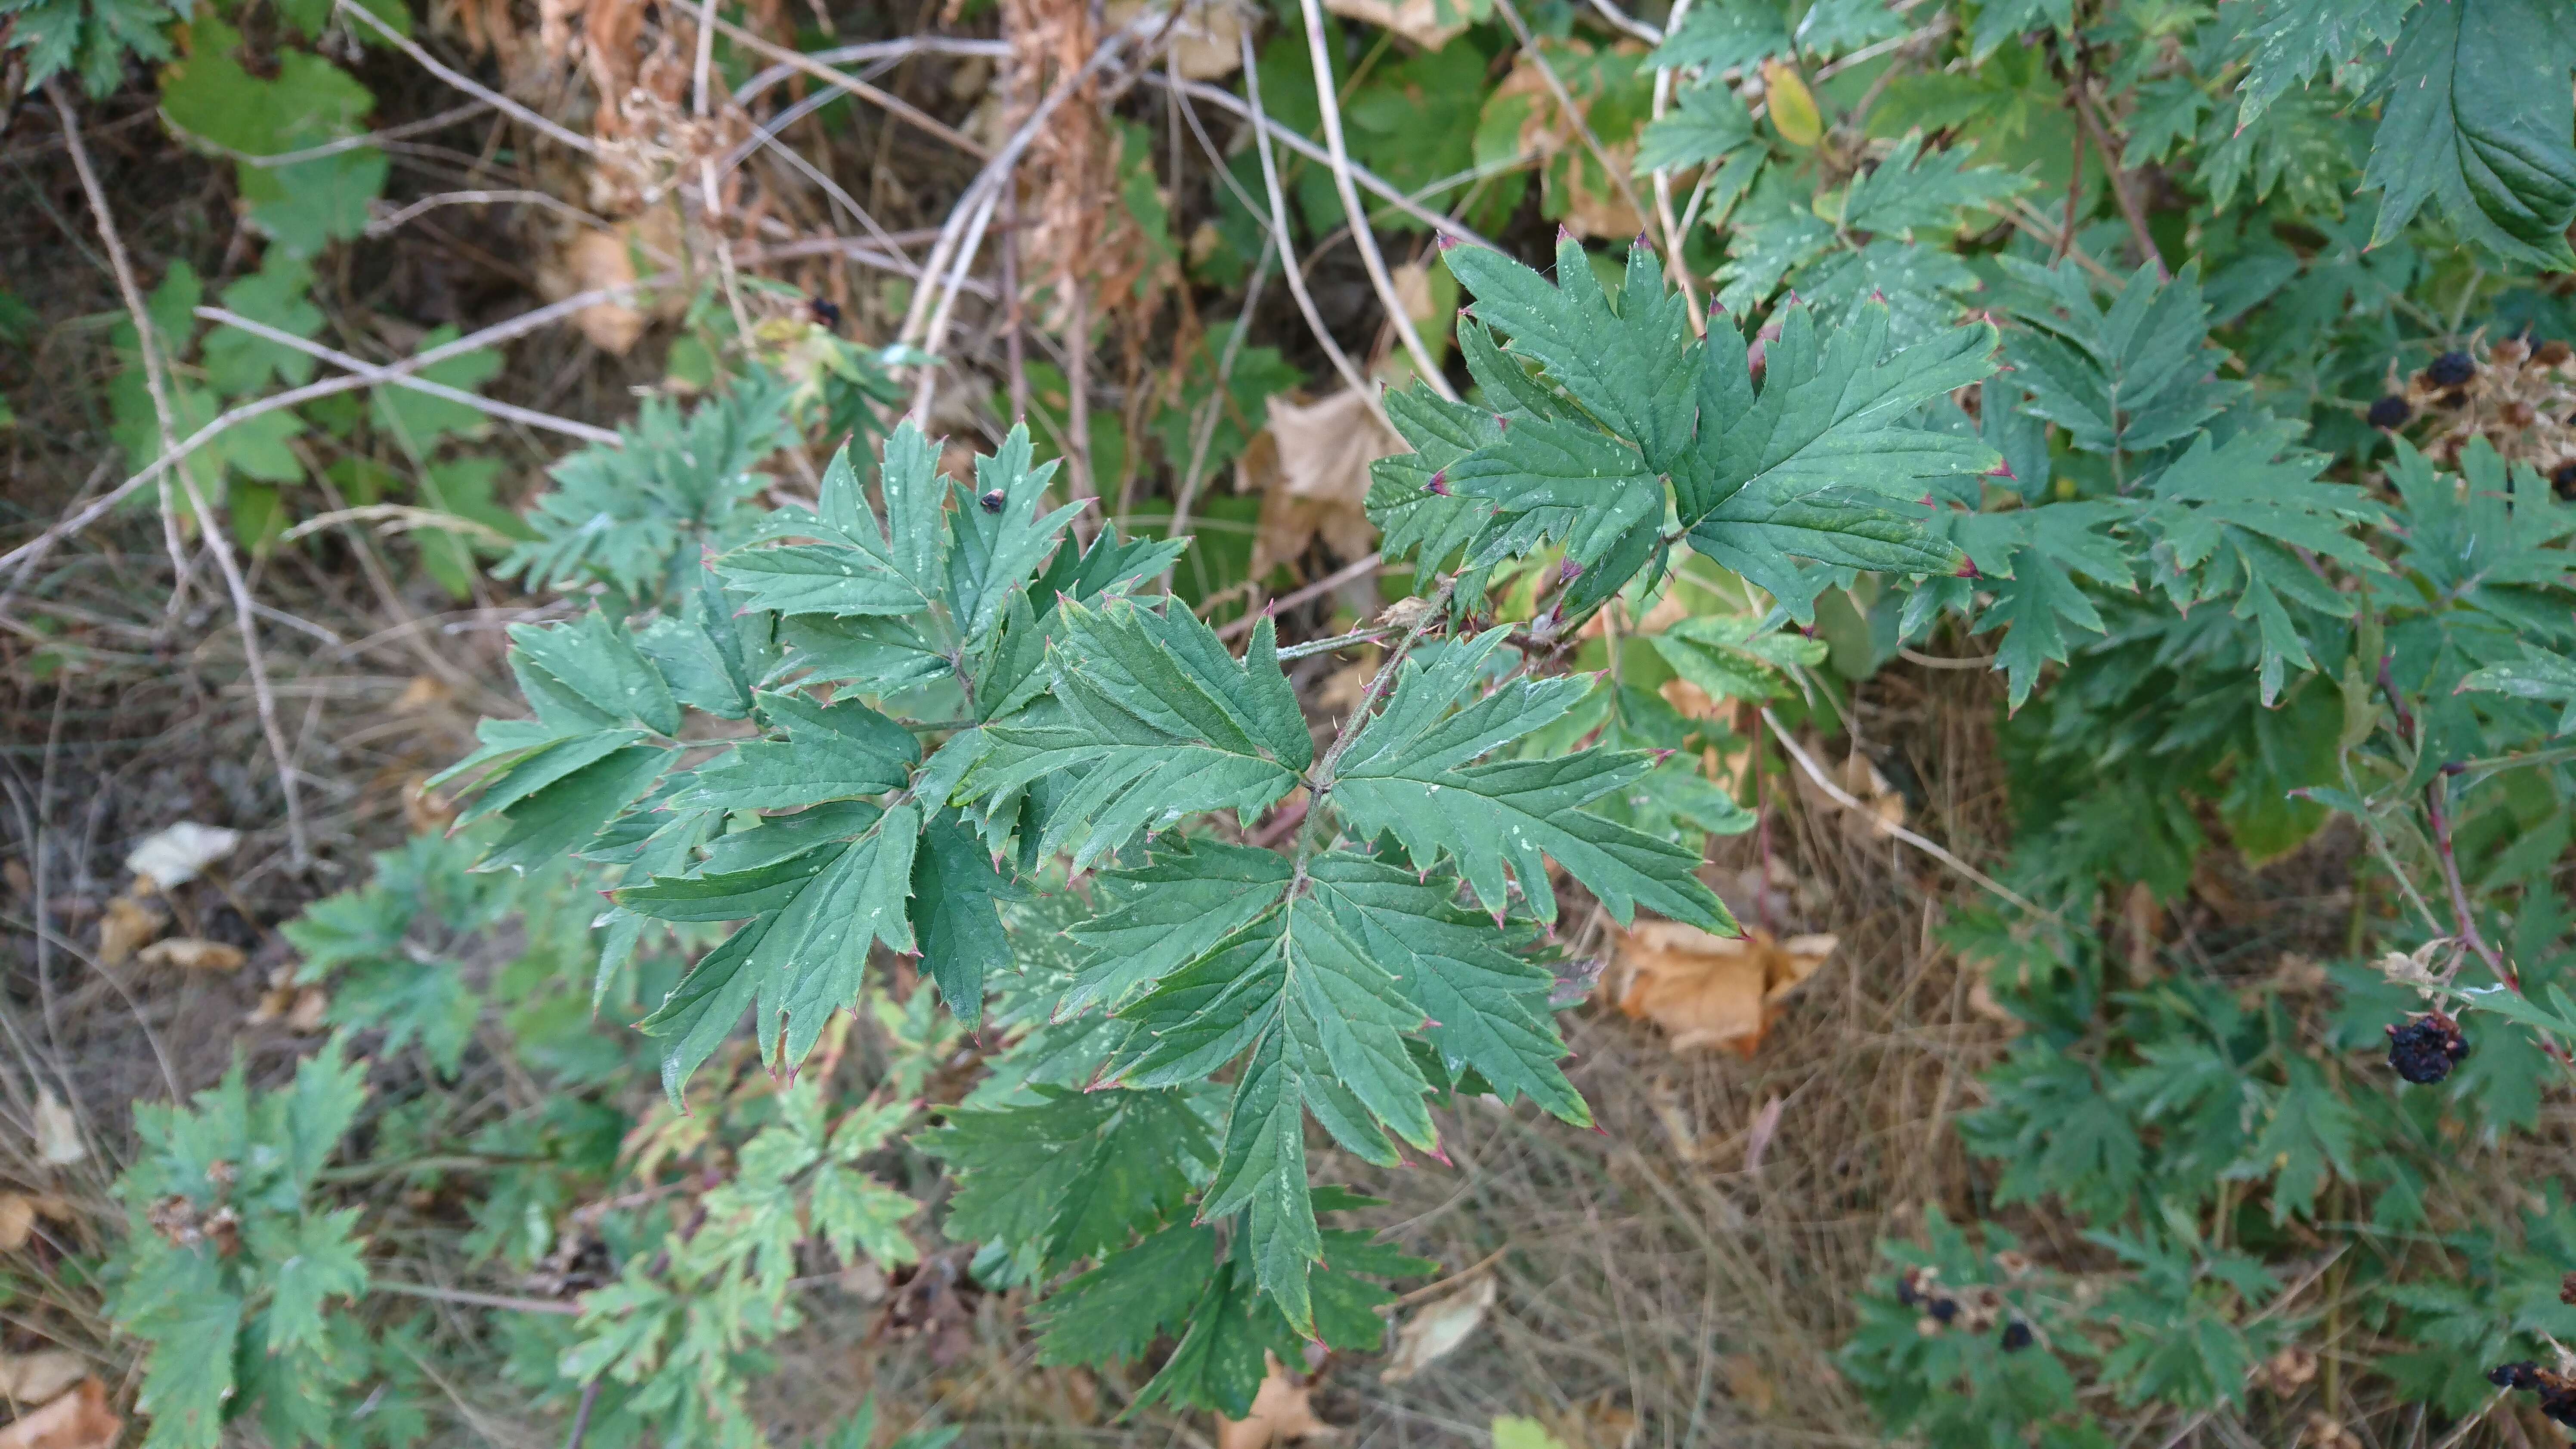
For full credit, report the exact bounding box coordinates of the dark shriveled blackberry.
[2554,460,2576,500]
[1927,1297,1959,1324]
[1999,1321,2034,1352]
[978,489,1006,514]
[2385,1012,2470,1084]
[2367,396,2412,429]
[2489,1362,2576,1427]
[2426,350,2478,387]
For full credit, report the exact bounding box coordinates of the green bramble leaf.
[2363,0,2576,268]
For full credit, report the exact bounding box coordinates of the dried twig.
[1294,0,1456,398]
[2,280,665,584]
[1647,0,1704,329]
[1145,76,1504,253]
[334,0,599,156]
[2068,80,2168,281]
[1759,706,2044,918]
[1215,553,1384,640]
[1237,32,1375,404]
[53,81,312,864]
[195,307,623,444]
[714,17,990,159]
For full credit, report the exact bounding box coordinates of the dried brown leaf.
[1242,388,1398,578]
[95,895,162,968]
[136,938,246,972]
[1105,0,1245,78]
[1321,0,1464,49]
[0,1353,85,1407]
[1379,1272,1495,1383]
[1218,1356,1333,1449]
[31,1091,81,1168]
[1611,922,1836,1055]
[0,1376,120,1449]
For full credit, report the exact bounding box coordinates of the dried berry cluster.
[2488,1362,2576,1426]
[2366,337,2576,493]
[1897,1267,2033,1351]
[2385,1011,2471,1085]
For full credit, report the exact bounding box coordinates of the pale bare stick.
[334,0,599,156]
[54,83,313,864]
[1585,0,1663,43]
[2,279,663,582]
[733,37,1012,105]
[907,184,1002,425]
[1647,0,1704,330]
[1759,705,2044,918]
[367,189,618,239]
[896,27,1138,352]
[196,307,625,445]
[1142,76,1504,254]
[1293,0,1456,399]
[1238,31,1375,406]
[713,17,989,160]
[1215,554,1383,640]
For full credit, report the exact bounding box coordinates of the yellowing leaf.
[96,895,164,968]
[1380,1272,1496,1383]
[1493,1418,1571,1449]
[1761,60,1821,148]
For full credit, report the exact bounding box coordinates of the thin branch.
[1584,0,1663,44]
[242,100,493,167]
[734,37,1012,105]
[1760,707,2047,918]
[713,17,990,159]
[2067,76,2167,280]
[196,306,624,445]
[365,188,618,239]
[1238,31,1377,405]
[2,280,665,583]
[373,1280,585,1316]
[53,81,312,864]
[1647,0,1704,331]
[1144,75,1504,254]
[335,0,600,156]
[1295,0,1456,397]
[1298,573,1462,861]
[1215,553,1384,639]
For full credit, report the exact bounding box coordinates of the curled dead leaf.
[1218,1354,1332,1449]
[94,895,162,968]
[0,1377,119,1449]
[1380,1271,1496,1383]
[0,1353,84,1407]
[248,967,331,1034]
[1105,0,1246,78]
[123,821,238,890]
[0,1194,70,1254]
[1741,1094,1784,1174]
[1790,741,1904,844]
[1240,388,1399,579]
[31,1091,82,1168]
[136,938,246,973]
[1322,0,1465,49]
[1610,921,1836,1056]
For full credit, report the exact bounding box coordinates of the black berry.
[1895,1279,1920,1308]
[807,296,842,331]
[2491,1362,2541,1390]
[2427,350,2477,387]
[1928,1297,1959,1323]
[2000,1320,2033,1352]
[2387,1012,2470,1085]
[2366,396,2412,429]
[979,489,1006,514]
[2552,461,2576,499]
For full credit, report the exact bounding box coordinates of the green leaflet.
[907,806,1022,1026]
[964,600,1310,868]
[1303,852,1585,1123]
[1112,895,1434,1332]
[2363,0,2576,268]
[681,690,919,811]
[1328,628,1735,929]
[1060,839,1296,1016]
[918,1086,1216,1272]
[628,804,921,1093]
